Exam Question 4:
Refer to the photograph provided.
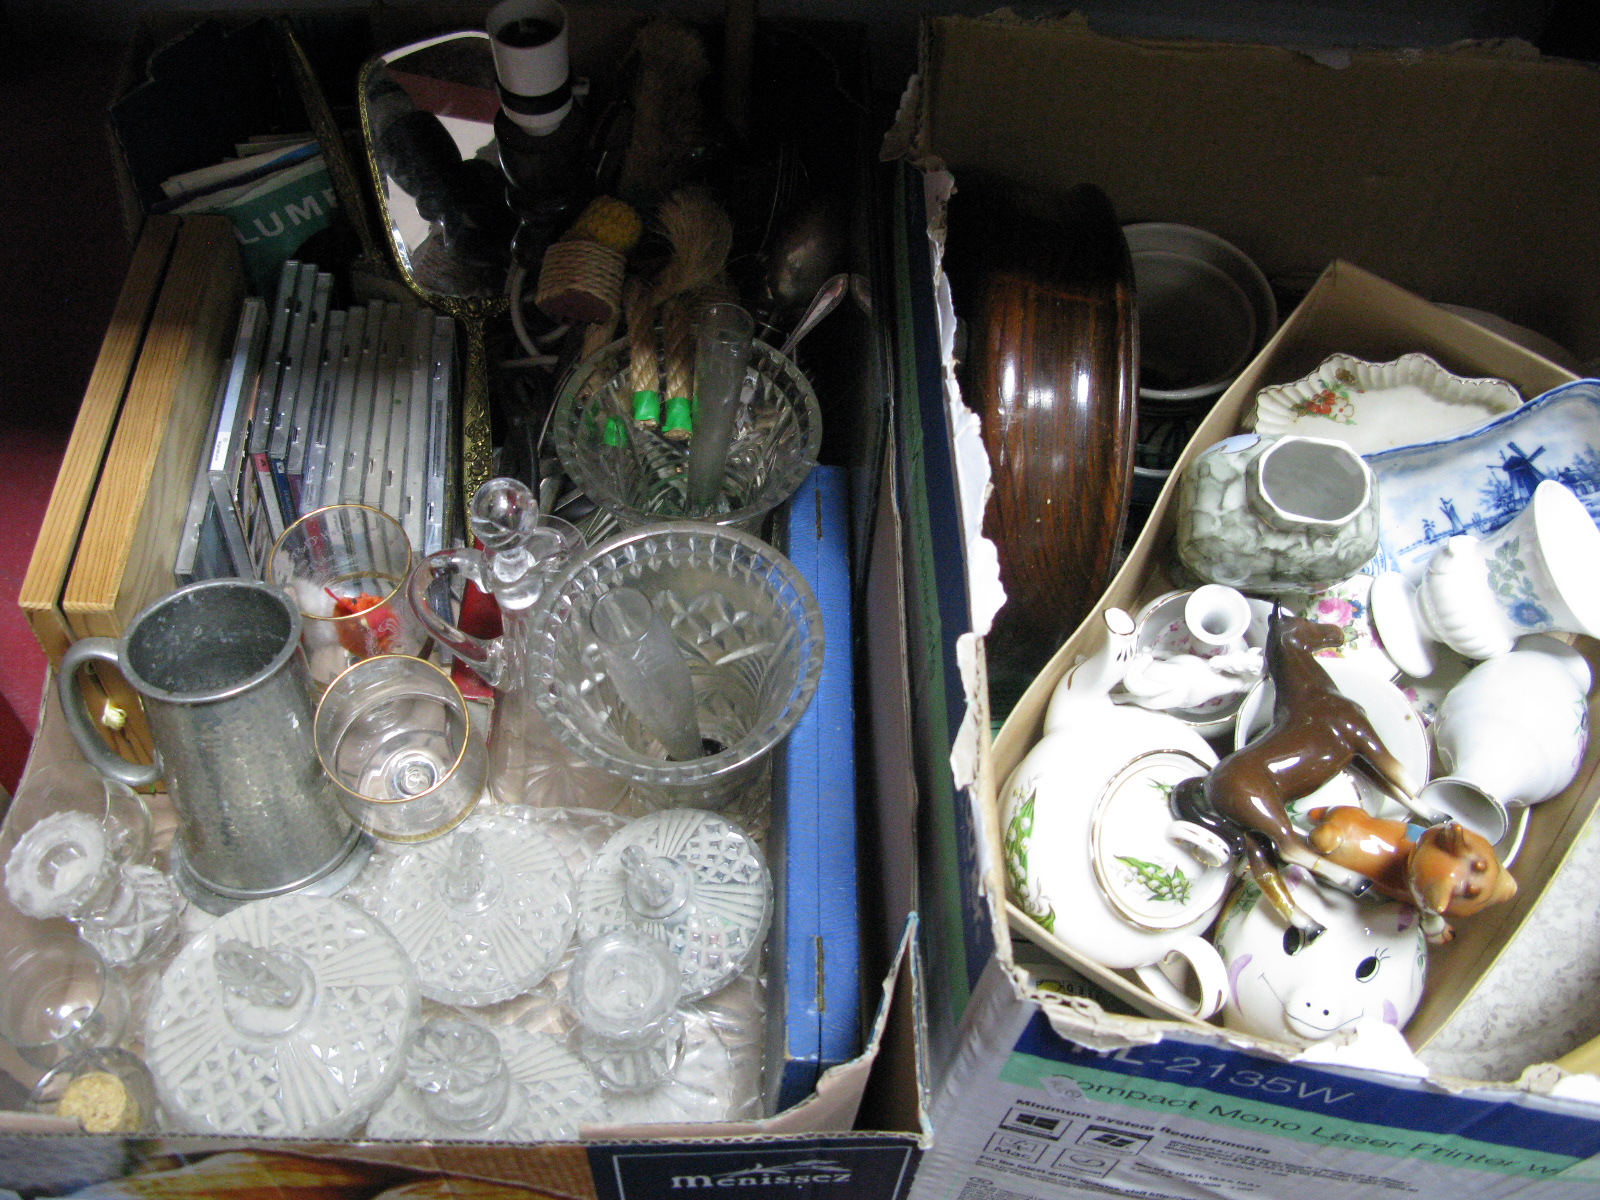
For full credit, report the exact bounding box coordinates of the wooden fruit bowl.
[945,178,1138,691]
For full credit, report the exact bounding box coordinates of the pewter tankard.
[58,578,367,913]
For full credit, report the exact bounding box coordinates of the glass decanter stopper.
[5,810,183,968]
[568,930,686,1093]
[465,476,551,606]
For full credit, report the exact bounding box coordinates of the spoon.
[780,272,850,358]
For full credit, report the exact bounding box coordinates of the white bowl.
[1125,223,1278,408]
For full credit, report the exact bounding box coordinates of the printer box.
[891,14,1600,1200]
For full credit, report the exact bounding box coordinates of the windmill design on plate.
[1405,438,1600,560]
[1494,442,1548,505]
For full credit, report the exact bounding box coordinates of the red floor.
[0,429,68,747]
[0,36,131,792]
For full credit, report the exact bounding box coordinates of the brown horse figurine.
[1171,611,1424,938]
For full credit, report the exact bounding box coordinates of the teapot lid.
[1089,749,1233,931]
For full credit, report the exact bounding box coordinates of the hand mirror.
[359,29,517,528]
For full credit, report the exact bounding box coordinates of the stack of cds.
[177,260,456,584]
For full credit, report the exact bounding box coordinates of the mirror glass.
[361,32,515,304]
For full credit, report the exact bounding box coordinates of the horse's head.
[1268,610,1344,658]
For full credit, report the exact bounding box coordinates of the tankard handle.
[58,637,164,790]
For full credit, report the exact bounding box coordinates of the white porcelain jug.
[1419,634,1591,842]
[1371,480,1600,678]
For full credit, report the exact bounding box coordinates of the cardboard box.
[890,15,1600,1199]
[1,434,926,1192]
[1,13,931,1197]
[0,409,927,1192]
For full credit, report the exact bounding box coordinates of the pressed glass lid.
[145,893,419,1138]
[576,808,771,1001]
[360,806,578,1007]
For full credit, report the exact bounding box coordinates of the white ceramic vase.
[1370,480,1600,678]
[1418,635,1591,842]
[1003,609,1232,1018]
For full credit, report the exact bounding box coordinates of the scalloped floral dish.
[1279,573,1400,682]
[1246,353,1523,455]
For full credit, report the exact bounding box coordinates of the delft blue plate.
[1364,379,1600,583]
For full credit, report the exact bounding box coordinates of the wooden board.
[17,214,180,664]
[62,214,244,641]
[17,215,183,765]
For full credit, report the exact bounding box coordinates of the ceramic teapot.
[1001,608,1233,1017]
[1211,869,1427,1047]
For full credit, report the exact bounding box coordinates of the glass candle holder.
[5,810,184,969]
[0,937,130,1070]
[568,929,686,1093]
[4,760,151,866]
[314,654,485,842]
[269,503,426,688]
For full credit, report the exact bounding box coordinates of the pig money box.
[1211,867,1428,1046]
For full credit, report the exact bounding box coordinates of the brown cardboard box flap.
[920,13,1600,363]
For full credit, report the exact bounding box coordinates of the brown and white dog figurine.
[1307,805,1517,943]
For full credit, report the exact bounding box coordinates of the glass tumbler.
[525,522,825,810]
[314,654,485,842]
[269,503,426,688]
[0,937,130,1070]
